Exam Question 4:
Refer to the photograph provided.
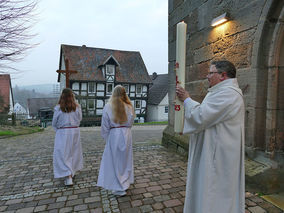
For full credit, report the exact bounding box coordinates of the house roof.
[58,44,152,84]
[14,103,27,114]
[148,73,168,105]
[0,74,13,112]
[27,97,58,117]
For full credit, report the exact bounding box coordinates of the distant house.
[14,103,27,114]
[0,74,14,114]
[13,103,28,119]
[147,73,168,122]
[27,97,58,118]
[57,44,152,124]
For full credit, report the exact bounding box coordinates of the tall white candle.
[174,21,187,133]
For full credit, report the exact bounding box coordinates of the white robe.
[97,103,134,191]
[183,79,245,213]
[52,105,83,178]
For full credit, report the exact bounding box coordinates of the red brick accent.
[0,74,11,112]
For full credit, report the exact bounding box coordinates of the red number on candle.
[176,76,180,85]
[175,105,181,111]
[175,62,179,68]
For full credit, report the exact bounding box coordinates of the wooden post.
[56,59,78,88]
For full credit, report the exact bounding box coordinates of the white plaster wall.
[147,105,158,122]
[147,94,169,122]
[9,89,13,114]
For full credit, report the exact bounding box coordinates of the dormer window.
[105,65,115,82]
[106,65,115,75]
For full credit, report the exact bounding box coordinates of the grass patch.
[0,131,18,136]
[134,121,168,125]
[0,126,43,137]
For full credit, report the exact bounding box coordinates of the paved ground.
[0,126,282,213]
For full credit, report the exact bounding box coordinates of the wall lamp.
[211,12,229,27]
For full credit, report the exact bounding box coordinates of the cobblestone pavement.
[0,126,282,213]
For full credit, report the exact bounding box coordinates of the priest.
[176,60,245,213]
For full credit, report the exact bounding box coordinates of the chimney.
[152,72,158,80]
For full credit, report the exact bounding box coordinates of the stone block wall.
[165,0,284,163]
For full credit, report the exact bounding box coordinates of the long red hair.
[58,88,77,113]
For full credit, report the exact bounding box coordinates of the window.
[143,85,147,92]
[88,82,96,93]
[97,100,104,108]
[72,82,79,90]
[80,99,86,108]
[107,83,113,94]
[165,106,169,113]
[80,83,87,96]
[136,84,142,94]
[72,82,79,95]
[106,65,115,75]
[130,85,135,92]
[81,83,87,90]
[97,83,104,90]
[135,100,141,109]
[88,99,95,109]
[97,83,105,96]
[123,84,129,93]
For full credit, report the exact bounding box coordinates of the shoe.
[64,177,73,186]
[112,190,126,196]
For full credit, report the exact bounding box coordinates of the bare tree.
[0,0,38,73]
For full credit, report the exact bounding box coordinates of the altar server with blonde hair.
[97,85,135,196]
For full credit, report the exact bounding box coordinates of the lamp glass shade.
[211,13,228,27]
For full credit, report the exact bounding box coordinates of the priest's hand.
[176,85,190,102]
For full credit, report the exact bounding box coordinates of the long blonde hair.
[58,88,77,113]
[109,85,134,124]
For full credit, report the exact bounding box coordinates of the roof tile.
[148,73,168,105]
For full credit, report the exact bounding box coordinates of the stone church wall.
[164,0,284,164]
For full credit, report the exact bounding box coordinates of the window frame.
[135,100,141,109]
[136,84,142,94]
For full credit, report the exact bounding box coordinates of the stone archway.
[266,5,284,159]
[251,0,284,161]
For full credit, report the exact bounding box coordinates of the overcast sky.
[11,0,168,87]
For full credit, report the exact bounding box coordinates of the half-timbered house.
[57,44,152,125]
